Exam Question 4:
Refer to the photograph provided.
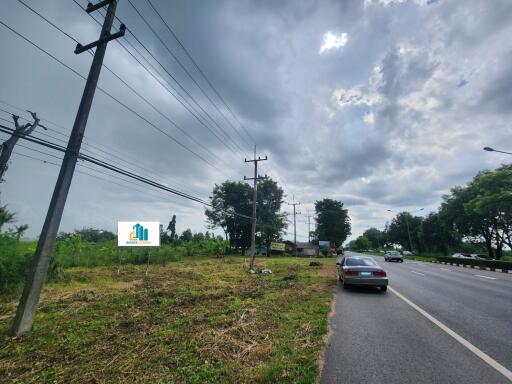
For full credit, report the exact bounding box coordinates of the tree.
[192,232,205,242]
[255,179,287,247]
[353,236,371,251]
[205,179,286,254]
[421,212,460,254]
[0,205,15,231]
[363,228,383,249]
[167,215,177,242]
[205,181,252,253]
[314,199,351,247]
[386,212,423,252]
[180,229,193,242]
[440,166,512,259]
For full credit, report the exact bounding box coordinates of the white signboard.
[118,221,160,247]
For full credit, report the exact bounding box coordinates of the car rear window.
[346,258,377,266]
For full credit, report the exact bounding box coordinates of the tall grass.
[0,235,229,294]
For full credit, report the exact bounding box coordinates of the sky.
[1,0,511,242]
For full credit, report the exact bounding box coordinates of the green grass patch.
[0,256,336,383]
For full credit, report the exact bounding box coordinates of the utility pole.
[244,145,267,271]
[288,197,300,257]
[10,0,125,336]
[306,209,312,244]
[0,112,44,181]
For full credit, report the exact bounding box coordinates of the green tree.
[255,179,287,247]
[440,166,512,259]
[314,199,351,247]
[386,212,423,252]
[353,236,371,251]
[205,179,286,254]
[205,181,252,253]
[167,215,177,242]
[0,205,15,231]
[421,212,460,254]
[363,228,383,249]
[180,229,193,242]
[192,232,205,242]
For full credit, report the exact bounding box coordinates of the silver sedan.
[336,255,388,292]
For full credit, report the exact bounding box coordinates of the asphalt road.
[321,251,512,384]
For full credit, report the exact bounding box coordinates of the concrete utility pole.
[11,0,125,336]
[244,145,267,271]
[288,197,301,257]
[0,112,44,181]
[306,209,312,244]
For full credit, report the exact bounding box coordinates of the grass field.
[0,256,336,383]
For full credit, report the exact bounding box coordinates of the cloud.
[1,0,511,244]
[319,32,348,54]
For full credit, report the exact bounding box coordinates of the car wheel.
[381,286,387,292]
[400,259,404,263]
[343,281,350,289]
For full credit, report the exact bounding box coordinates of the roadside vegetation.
[350,165,512,261]
[0,256,335,383]
[0,227,229,295]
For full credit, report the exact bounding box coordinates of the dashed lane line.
[474,274,497,280]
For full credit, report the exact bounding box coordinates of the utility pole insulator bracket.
[75,24,126,54]
[86,0,114,13]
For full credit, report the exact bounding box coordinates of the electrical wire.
[0,18,221,172]
[145,0,253,150]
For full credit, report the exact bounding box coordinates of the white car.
[384,251,403,262]
[452,253,472,259]
[403,251,413,256]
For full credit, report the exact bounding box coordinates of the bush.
[0,237,232,293]
[436,256,512,271]
[0,234,32,293]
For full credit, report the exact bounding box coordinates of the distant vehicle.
[384,251,403,262]
[452,253,472,259]
[402,251,413,256]
[336,247,344,256]
[336,255,388,292]
[470,254,486,260]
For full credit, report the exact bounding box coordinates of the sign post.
[118,221,160,276]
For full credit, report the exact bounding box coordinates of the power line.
[1,123,286,234]
[144,0,255,146]
[124,0,247,157]
[0,18,221,172]
[72,0,243,162]
[12,3,229,169]
[145,0,253,151]
[0,103,207,198]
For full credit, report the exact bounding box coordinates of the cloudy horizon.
[1,0,511,242]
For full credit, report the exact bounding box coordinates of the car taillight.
[373,270,387,277]
[345,269,358,276]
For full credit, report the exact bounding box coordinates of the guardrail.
[434,257,512,273]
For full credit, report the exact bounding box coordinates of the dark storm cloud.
[1,0,512,240]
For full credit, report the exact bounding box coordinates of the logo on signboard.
[130,223,148,242]
[118,221,160,247]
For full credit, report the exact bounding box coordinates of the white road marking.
[410,270,425,276]
[440,268,451,271]
[389,286,512,382]
[474,274,497,280]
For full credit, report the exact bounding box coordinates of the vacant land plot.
[0,256,336,383]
